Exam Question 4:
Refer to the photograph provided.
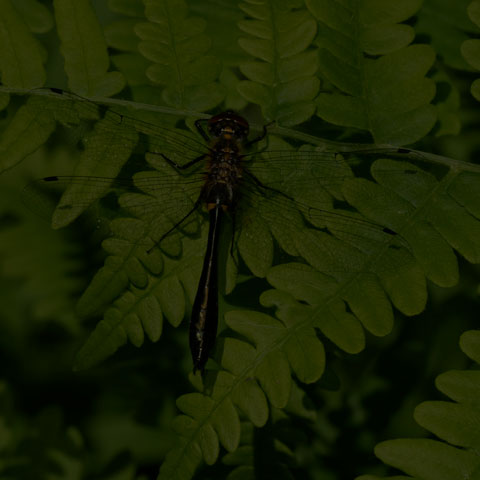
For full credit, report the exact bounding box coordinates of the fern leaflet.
[237,0,319,126]
[135,0,224,110]
[461,0,480,101]
[358,330,480,479]
[307,0,436,145]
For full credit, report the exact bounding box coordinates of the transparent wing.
[32,89,209,161]
[22,146,413,256]
[21,92,419,272]
[231,147,416,277]
[22,156,208,254]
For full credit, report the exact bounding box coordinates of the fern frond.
[157,306,324,479]
[219,66,249,112]
[0,96,57,173]
[307,0,436,145]
[54,0,125,96]
[0,0,47,90]
[0,13,128,175]
[461,0,480,101]
[189,1,249,111]
[236,0,319,126]
[135,0,224,110]
[161,310,320,475]
[267,158,480,346]
[104,0,153,93]
[74,227,205,370]
[12,0,54,34]
[0,174,82,329]
[72,136,207,317]
[417,0,477,70]
[346,159,480,283]
[357,330,480,479]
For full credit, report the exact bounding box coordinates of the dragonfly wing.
[45,90,208,162]
[236,147,423,284]
[22,163,206,254]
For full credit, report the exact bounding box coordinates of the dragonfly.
[21,89,414,373]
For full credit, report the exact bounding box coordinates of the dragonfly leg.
[245,120,274,147]
[243,168,293,202]
[194,118,211,142]
[147,196,203,254]
[161,153,206,170]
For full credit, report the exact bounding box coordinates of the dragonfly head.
[208,110,250,140]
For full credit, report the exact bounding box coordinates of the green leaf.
[237,0,319,126]
[12,0,54,33]
[375,438,479,480]
[462,38,480,70]
[228,357,269,424]
[0,181,81,329]
[265,263,366,353]
[316,44,436,145]
[347,159,480,281]
[108,0,146,17]
[135,0,224,110]
[103,0,151,92]
[159,303,325,478]
[0,0,46,88]
[468,0,480,27]
[51,118,139,228]
[0,92,9,110]
[460,329,480,363]
[73,308,129,371]
[158,379,242,477]
[308,0,435,144]
[461,0,480,101]
[237,212,273,277]
[111,53,151,87]
[53,0,126,96]
[417,0,477,71]
[415,401,480,449]
[283,324,325,384]
[255,350,291,409]
[367,328,480,478]
[74,232,204,369]
[0,97,56,173]
[159,418,204,480]
[210,394,241,452]
[436,370,480,404]
[219,67,248,111]
[106,20,145,53]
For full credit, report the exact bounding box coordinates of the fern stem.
[4,87,479,173]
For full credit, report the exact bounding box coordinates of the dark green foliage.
[358,330,480,480]
[237,0,319,125]
[1,0,480,479]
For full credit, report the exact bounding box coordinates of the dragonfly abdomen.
[190,206,223,373]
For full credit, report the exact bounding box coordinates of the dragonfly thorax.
[203,115,246,211]
[203,162,241,210]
